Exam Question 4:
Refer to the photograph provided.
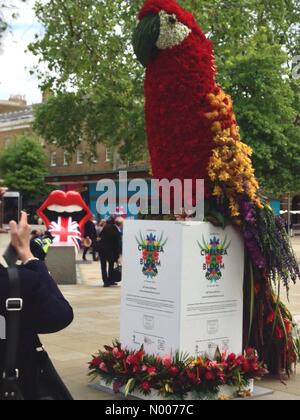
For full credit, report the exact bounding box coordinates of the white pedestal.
[120,221,244,358]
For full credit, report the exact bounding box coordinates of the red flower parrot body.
[145,31,215,182]
[137,0,237,187]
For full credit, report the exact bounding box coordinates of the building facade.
[0,97,150,219]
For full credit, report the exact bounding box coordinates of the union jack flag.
[49,217,82,253]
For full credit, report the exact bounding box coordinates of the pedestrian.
[98,216,121,287]
[82,217,98,262]
[0,211,74,400]
[96,220,106,237]
[30,229,45,261]
[30,230,54,261]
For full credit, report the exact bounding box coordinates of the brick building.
[0,96,149,218]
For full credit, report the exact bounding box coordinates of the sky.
[0,0,43,105]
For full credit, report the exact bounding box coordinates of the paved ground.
[1,232,300,400]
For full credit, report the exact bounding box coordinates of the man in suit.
[0,211,73,400]
[83,217,98,261]
[98,217,121,287]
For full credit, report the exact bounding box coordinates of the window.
[77,150,84,165]
[106,147,113,162]
[64,151,70,166]
[50,152,57,167]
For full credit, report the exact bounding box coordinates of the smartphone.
[2,192,21,226]
[3,244,18,267]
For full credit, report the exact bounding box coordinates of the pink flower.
[208,361,218,368]
[112,347,123,359]
[147,366,157,377]
[99,362,108,373]
[162,355,172,369]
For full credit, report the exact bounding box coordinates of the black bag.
[35,344,73,401]
[0,267,73,401]
[111,264,122,283]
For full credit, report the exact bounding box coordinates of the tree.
[29,0,300,194]
[0,135,50,202]
[0,0,27,51]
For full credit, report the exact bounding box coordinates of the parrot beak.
[133,13,160,67]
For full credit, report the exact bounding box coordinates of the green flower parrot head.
[133,0,206,67]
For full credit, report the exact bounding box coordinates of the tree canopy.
[29,0,300,194]
[0,134,50,202]
[0,0,26,50]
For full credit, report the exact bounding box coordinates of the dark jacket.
[30,237,46,261]
[98,224,121,262]
[0,260,73,400]
[84,220,97,240]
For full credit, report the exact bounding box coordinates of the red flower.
[205,371,214,381]
[266,311,276,325]
[143,250,149,260]
[275,326,284,340]
[242,360,250,373]
[91,357,102,367]
[216,255,223,264]
[206,255,212,264]
[186,369,197,382]
[152,251,159,261]
[147,366,157,377]
[250,363,259,372]
[169,366,179,376]
[141,381,151,392]
[216,371,225,382]
[162,355,172,369]
[254,283,261,295]
[284,319,293,335]
[227,353,236,363]
[126,355,138,366]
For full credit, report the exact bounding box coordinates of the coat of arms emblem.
[198,235,231,283]
[136,232,167,278]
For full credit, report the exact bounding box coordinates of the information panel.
[120,220,244,358]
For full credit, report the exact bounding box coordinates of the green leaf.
[124,378,136,397]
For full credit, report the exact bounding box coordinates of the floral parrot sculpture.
[133,0,300,375]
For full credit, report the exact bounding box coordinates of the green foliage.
[0,1,27,48]
[29,0,300,193]
[0,135,50,201]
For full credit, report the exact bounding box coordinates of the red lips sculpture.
[37,190,93,250]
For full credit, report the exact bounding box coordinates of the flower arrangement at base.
[89,341,266,400]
